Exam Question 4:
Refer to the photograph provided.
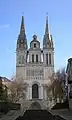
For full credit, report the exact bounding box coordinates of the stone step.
[16,110,54,120]
[0,110,21,120]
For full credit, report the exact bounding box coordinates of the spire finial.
[21,15,24,28]
[46,12,48,23]
[22,12,24,16]
[46,12,48,19]
[20,15,25,34]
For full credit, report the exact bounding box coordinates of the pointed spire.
[45,13,49,34]
[20,15,25,33]
[45,13,50,41]
[18,15,26,40]
[17,15,28,50]
[43,13,51,49]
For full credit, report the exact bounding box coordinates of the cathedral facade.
[16,15,54,101]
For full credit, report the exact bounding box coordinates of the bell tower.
[43,14,54,81]
[16,16,28,78]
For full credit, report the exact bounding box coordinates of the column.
[43,87,45,99]
[26,85,29,100]
[44,89,47,100]
[29,85,32,99]
[40,86,43,99]
[39,86,40,99]
[39,86,43,99]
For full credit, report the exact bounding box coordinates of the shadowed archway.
[29,102,41,110]
[32,84,39,99]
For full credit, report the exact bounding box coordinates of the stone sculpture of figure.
[66,58,72,82]
[66,58,72,99]
[33,34,37,40]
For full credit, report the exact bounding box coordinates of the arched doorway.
[29,102,41,110]
[32,84,39,99]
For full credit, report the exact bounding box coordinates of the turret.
[43,14,50,49]
[50,35,54,48]
[28,35,42,63]
[43,14,53,49]
[43,14,54,67]
[16,16,28,66]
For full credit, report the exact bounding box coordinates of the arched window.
[17,43,19,49]
[22,56,24,64]
[34,43,36,48]
[36,54,38,62]
[32,84,39,98]
[46,53,48,65]
[49,53,51,65]
[19,56,21,64]
[32,54,34,63]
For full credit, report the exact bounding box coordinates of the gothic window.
[22,56,24,64]
[32,54,34,63]
[17,44,19,48]
[46,53,48,65]
[24,44,26,48]
[19,56,21,64]
[43,54,44,61]
[19,44,21,48]
[36,54,38,62]
[32,84,39,98]
[34,43,36,48]
[49,53,51,65]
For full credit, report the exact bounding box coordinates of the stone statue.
[66,58,72,99]
[66,58,72,82]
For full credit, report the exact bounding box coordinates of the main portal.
[32,84,39,99]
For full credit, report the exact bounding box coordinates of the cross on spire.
[22,12,24,16]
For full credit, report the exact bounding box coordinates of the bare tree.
[8,76,28,103]
[46,68,66,103]
[45,73,55,101]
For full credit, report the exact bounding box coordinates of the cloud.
[3,24,10,28]
[0,24,10,29]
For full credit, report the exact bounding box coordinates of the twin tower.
[16,15,54,100]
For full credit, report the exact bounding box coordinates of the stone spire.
[17,16,28,50]
[43,13,51,49]
[20,16,25,33]
[45,13,49,34]
[45,13,50,40]
[19,16,27,42]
